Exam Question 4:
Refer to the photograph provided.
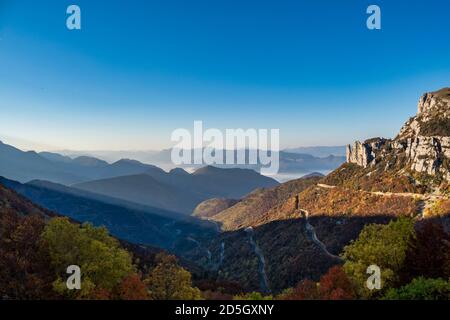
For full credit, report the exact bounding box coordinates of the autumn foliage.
[0,210,201,300]
[115,273,149,300]
[300,186,419,217]
[0,210,56,299]
[318,266,356,300]
[282,266,355,300]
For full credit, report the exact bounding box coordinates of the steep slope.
[193,198,240,219]
[1,176,216,250]
[194,176,321,230]
[74,174,206,215]
[184,214,392,293]
[26,179,185,219]
[0,179,54,219]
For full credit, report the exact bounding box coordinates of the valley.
[1,88,449,300]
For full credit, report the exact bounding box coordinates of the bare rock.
[347,88,450,181]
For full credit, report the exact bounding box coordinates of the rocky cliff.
[346,88,450,182]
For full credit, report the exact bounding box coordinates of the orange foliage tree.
[282,266,355,300]
[115,273,150,300]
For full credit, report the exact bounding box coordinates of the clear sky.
[1,0,450,151]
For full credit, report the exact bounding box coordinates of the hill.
[0,178,54,219]
[26,179,185,219]
[74,174,205,214]
[193,175,321,230]
[0,176,216,250]
[190,166,279,198]
[74,166,279,214]
[0,179,204,300]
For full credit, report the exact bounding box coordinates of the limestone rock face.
[400,136,449,181]
[346,139,388,168]
[399,88,450,139]
[346,88,450,181]
[418,89,450,115]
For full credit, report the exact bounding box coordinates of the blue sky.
[1,0,450,151]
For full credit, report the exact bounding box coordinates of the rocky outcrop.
[399,89,450,138]
[346,138,388,168]
[404,136,450,181]
[346,88,450,181]
[418,89,450,115]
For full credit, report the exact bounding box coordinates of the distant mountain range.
[1,139,343,185]
[283,146,346,158]
[73,166,279,214]
[58,148,346,174]
[277,151,344,173]
[0,141,344,184]
[0,141,279,214]
[0,141,166,185]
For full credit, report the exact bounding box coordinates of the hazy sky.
[1,0,450,151]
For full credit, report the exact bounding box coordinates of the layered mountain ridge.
[74,166,278,214]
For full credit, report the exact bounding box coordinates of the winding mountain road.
[299,209,343,261]
[316,183,446,218]
[217,242,225,270]
[245,227,271,294]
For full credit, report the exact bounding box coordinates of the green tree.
[342,218,415,298]
[383,277,450,300]
[41,217,134,299]
[144,253,201,300]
